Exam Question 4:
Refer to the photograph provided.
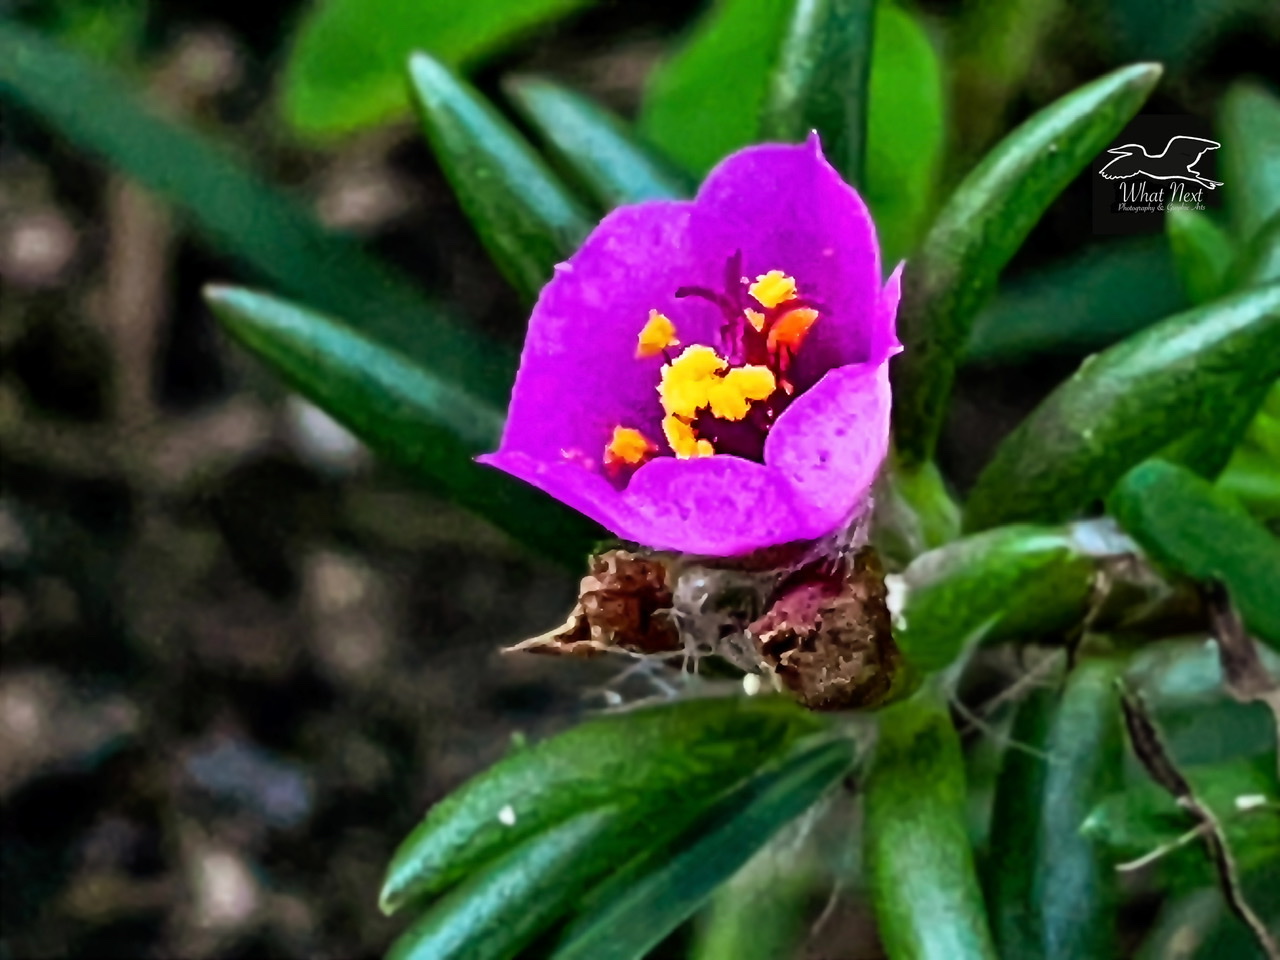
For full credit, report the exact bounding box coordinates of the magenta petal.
[478,450,648,535]
[620,455,825,555]
[763,360,892,535]
[494,201,723,464]
[873,263,905,365]
[690,137,882,385]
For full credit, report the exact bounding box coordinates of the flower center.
[604,255,822,475]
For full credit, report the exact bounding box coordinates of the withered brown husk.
[748,548,902,711]
[507,549,681,658]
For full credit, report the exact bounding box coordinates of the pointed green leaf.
[865,690,998,960]
[408,53,594,302]
[761,0,876,186]
[280,0,591,140]
[379,696,822,913]
[1220,82,1280,244]
[965,283,1280,531]
[0,20,508,393]
[551,737,858,960]
[892,525,1097,673]
[871,456,962,568]
[204,286,598,565]
[985,657,1126,960]
[1108,459,1280,649]
[1083,755,1280,885]
[640,0,943,264]
[639,0,793,176]
[503,77,693,209]
[690,842,816,960]
[965,236,1184,366]
[1235,210,1280,289]
[385,808,620,960]
[861,3,945,263]
[891,63,1163,466]
[1167,208,1236,305]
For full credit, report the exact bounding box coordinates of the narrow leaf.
[690,845,816,960]
[0,20,509,394]
[639,0,793,176]
[1220,81,1280,244]
[503,77,693,209]
[280,0,591,139]
[1108,459,1280,649]
[552,737,858,960]
[205,287,597,564]
[640,0,943,264]
[965,283,1280,531]
[1236,210,1280,289]
[1167,208,1236,305]
[408,53,594,303]
[892,525,1097,673]
[761,0,876,186]
[891,62,1163,466]
[1084,755,1280,887]
[965,235,1184,366]
[379,696,821,912]
[985,657,1126,959]
[864,690,998,960]
[385,808,619,960]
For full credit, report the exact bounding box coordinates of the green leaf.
[408,54,594,303]
[385,808,621,960]
[965,283,1280,531]
[690,842,816,960]
[1126,640,1280,769]
[1219,444,1280,522]
[871,456,962,568]
[1167,208,1236,305]
[503,77,693,209]
[379,696,822,913]
[1108,459,1280,650]
[1083,755,1280,885]
[891,62,1163,466]
[862,3,945,264]
[1220,82,1280,244]
[761,0,876,186]
[551,737,858,960]
[204,286,599,565]
[1235,210,1280,289]
[280,0,591,140]
[1219,379,1280,521]
[892,525,1096,674]
[640,0,943,264]
[864,690,998,960]
[985,657,1126,960]
[639,0,793,176]
[965,236,1185,366]
[0,20,508,393]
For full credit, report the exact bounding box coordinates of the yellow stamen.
[707,365,777,421]
[636,310,679,358]
[767,307,819,354]
[749,270,798,309]
[744,308,766,332]
[663,415,714,459]
[604,426,656,475]
[658,344,728,418]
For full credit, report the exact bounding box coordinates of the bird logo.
[1098,136,1224,190]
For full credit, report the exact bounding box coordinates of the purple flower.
[480,136,902,557]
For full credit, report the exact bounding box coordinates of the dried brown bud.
[749,548,903,711]
[508,550,681,657]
